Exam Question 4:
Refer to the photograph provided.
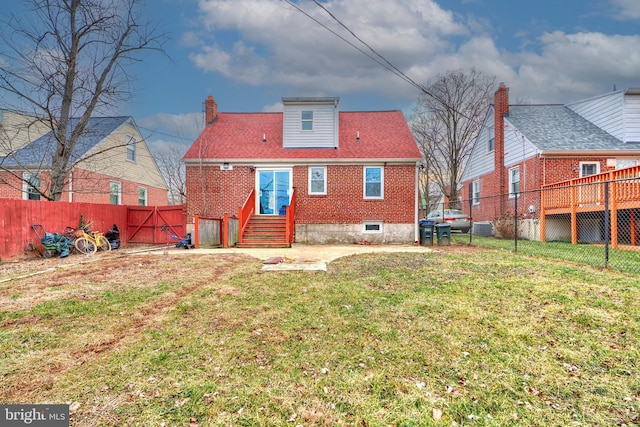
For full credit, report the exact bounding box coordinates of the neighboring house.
[183,96,422,245]
[460,84,640,228]
[0,111,168,205]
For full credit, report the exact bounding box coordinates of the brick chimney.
[205,95,218,125]
[494,83,509,199]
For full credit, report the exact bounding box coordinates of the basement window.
[363,221,383,233]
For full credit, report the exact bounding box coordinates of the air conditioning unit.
[472,222,492,236]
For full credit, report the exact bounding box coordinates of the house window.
[23,173,41,201]
[110,181,122,205]
[616,160,638,169]
[363,221,383,233]
[308,166,326,195]
[364,166,383,199]
[580,162,600,177]
[126,135,137,162]
[301,111,313,131]
[472,180,480,205]
[138,187,148,206]
[509,166,520,197]
[488,127,495,152]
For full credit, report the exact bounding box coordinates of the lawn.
[0,248,638,426]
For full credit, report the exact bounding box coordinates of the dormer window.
[301,111,313,131]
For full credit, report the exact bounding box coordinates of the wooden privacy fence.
[192,214,239,248]
[0,199,186,261]
[127,206,187,245]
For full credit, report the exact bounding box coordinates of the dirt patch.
[0,252,259,402]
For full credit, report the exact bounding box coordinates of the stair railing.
[285,188,296,245]
[237,189,256,245]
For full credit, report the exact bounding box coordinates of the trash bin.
[435,224,451,246]
[419,220,434,246]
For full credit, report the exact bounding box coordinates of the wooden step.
[239,215,290,248]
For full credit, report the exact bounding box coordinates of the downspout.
[415,161,420,242]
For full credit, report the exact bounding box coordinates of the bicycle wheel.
[75,237,97,254]
[97,236,111,251]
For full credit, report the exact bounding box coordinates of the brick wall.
[1,168,168,205]
[185,163,416,223]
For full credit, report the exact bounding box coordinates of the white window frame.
[126,135,137,162]
[22,172,41,201]
[472,180,480,205]
[508,166,520,198]
[110,181,122,205]
[301,111,313,131]
[488,127,495,152]
[579,161,600,177]
[138,187,148,206]
[308,166,327,195]
[363,221,383,233]
[363,166,384,200]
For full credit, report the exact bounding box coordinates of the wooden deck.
[541,165,640,247]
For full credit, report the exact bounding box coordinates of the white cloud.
[610,0,640,19]
[187,0,640,108]
[512,31,640,102]
[138,112,203,156]
[191,0,467,98]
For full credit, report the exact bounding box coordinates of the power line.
[284,0,481,124]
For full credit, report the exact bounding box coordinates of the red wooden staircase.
[236,215,290,248]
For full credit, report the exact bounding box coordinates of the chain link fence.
[421,177,640,275]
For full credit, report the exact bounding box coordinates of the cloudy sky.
[3,0,640,154]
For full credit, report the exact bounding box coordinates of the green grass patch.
[0,252,638,426]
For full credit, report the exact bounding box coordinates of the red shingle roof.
[183,110,421,162]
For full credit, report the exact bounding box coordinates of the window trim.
[363,166,384,199]
[472,180,480,205]
[308,166,327,195]
[126,135,137,162]
[301,110,313,131]
[138,187,148,206]
[488,127,495,152]
[23,172,41,201]
[508,166,520,198]
[110,181,122,205]
[579,161,600,177]
[362,221,383,234]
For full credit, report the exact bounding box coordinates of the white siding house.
[282,97,339,148]
[568,88,640,143]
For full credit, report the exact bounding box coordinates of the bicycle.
[73,225,111,254]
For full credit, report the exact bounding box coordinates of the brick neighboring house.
[183,96,422,245]
[460,84,640,230]
[0,111,168,205]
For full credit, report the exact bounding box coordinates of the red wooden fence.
[0,199,186,261]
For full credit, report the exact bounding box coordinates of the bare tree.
[156,145,188,205]
[0,0,166,201]
[411,69,495,209]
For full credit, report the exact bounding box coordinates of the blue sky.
[2,0,640,155]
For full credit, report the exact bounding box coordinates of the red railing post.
[193,214,199,248]
[222,214,229,248]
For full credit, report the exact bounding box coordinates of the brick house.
[0,112,168,205]
[460,84,640,229]
[183,96,422,245]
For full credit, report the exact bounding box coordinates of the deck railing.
[541,164,640,246]
[542,165,640,212]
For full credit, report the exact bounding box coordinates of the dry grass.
[0,248,638,426]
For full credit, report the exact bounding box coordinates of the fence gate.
[127,206,186,244]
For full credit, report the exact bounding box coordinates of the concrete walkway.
[140,243,435,271]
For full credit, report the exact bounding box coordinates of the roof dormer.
[282,97,339,148]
